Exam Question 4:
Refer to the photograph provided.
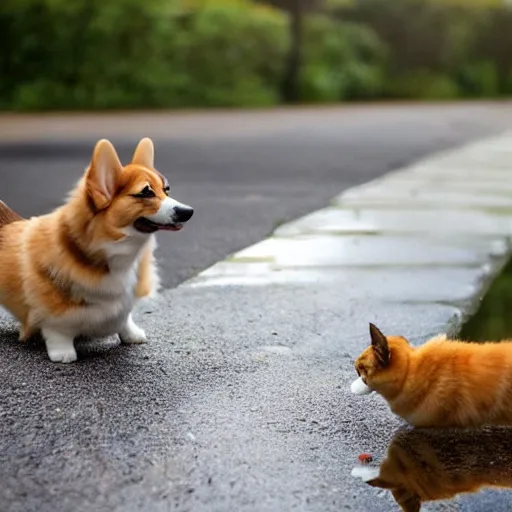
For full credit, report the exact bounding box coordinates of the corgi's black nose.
[173,204,194,223]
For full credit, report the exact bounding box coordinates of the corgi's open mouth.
[133,217,183,234]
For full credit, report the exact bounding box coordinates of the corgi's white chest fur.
[46,234,153,337]
[68,265,138,336]
[3,136,193,363]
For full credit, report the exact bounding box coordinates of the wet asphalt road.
[3,103,512,288]
[2,105,512,512]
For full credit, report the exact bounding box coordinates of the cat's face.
[351,323,411,396]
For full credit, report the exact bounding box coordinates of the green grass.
[460,258,512,342]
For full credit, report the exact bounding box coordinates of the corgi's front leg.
[41,327,77,363]
[118,313,147,345]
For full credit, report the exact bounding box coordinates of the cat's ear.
[392,489,421,512]
[366,476,394,489]
[367,478,421,512]
[369,323,390,367]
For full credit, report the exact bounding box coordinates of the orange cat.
[352,426,512,512]
[351,323,512,428]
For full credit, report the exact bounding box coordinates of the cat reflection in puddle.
[351,426,512,512]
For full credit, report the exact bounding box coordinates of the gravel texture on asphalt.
[2,107,512,511]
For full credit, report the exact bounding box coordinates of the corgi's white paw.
[42,328,78,363]
[121,326,147,345]
[119,314,147,345]
[47,347,78,363]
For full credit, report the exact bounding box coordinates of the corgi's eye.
[132,186,155,199]
[163,186,170,196]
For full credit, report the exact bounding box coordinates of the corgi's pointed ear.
[132,137,154,168]
[86,139,123,210]
[369,323,390,367]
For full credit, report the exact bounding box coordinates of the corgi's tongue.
[350,376,372,395]
[158,224,183,231]
[133,217,183,234]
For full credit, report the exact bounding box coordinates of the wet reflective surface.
[461,257,512,342]
[351,258,512,510]
[352,426,512,511]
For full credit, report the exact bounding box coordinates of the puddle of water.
[352,426,512,511]
[351,261,512,509]
[460,257,512,341]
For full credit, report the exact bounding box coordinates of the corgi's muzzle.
[134,197,194,234]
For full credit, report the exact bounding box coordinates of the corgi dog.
[352,426,512,512]
[350,323,512,428]
[0,137,193,363]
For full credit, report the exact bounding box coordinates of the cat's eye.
[132,186,155,199]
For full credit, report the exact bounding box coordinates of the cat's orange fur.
[352,323,512,428]
[362,426,512,512]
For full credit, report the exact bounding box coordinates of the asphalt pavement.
[2,104,512,512]
[3,103,512,288]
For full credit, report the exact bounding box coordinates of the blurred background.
[2,0,512,111]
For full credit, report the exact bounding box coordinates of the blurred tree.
[282,0,302,102]
[260,0,353,102]
[471,6,512,94]
[261,0,304,102]
[299,15,385,101]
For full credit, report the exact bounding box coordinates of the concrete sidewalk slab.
[274,208,512,237]
[333,138,512,211]
[227,234,503,267]
[3,131,512,511]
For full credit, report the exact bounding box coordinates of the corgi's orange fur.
[353,426,512,512]
[0,138,193,363]
[351,323,512,428]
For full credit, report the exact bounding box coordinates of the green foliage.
[457,61,499,97]
[2,0,512,109]
[169,0,290,107]
[460,258,512,342]
[0,0,181,109]
[299,16,385,102]
[0,0,289,110]
[340,0,512,100]
[385,71,460,100]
